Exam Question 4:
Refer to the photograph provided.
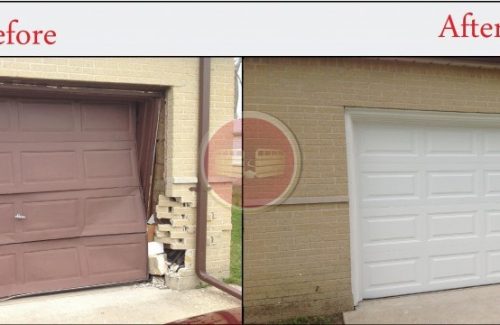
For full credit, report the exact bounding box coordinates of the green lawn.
[274,314,344,325]
[224,207,242,285]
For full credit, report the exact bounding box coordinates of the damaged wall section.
[0,58,236,291]
[148,59,236,289]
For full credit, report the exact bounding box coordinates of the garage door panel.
[362,214,419,245]
[357,123,418,157]
[0,153,14,186]
[364,258,421,289]
[21,199,80,233]
[0,100,135,143]
[0,253,17,286]
[19,100,77,132]
[15,193,84,243]
[23,247,81,283]
[85,195,139,225]
[84,234,147,285]
[483,231,500,245]
[353,111,500,299]
[428,211,478,240]
[83,189,146,236]
[21,151,79,184]
[484,171,500,196]
[0,203,16,244]
[87,243,144,276]
[486,251,500,278]
[361,171,419,202]
[0,101,13,131]
[0,234,147,298]
[84,149,135,179]
[429,253,480,284]
[0,187,145,244]
[486,210,500,235]
[0,252,17,297]
[0,142,139,195]
[483,132,500,155]
[82,102,134,133]
[427,171,478,198]
[426,129,477,156]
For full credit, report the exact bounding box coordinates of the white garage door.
[349,108,500,300]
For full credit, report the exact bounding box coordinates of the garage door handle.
[14,213,26,220]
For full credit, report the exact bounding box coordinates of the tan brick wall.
[204,59,234,278]
[0,58,235,282]
[243,57,500,323]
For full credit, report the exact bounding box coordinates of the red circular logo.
[202,112,301,212]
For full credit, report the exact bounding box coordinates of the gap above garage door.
[347,108,500,304]
[0,80,163,299]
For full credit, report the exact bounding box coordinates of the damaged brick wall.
[161,59,235,287]
[155,195,199,289]
[154,184,233,289]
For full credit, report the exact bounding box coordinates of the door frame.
[345,107,500,305]
[345,107,364,305]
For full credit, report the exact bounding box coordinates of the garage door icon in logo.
[201,112,301,211]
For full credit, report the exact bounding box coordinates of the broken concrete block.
[154,236,196,250]
[176,267,195,277]
[183,249,195,269]
[165,273,201,290]
[169,263,181,273]
[148,241,164,256]
[149,253,168,276]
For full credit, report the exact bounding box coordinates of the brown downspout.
[195,58,242,300]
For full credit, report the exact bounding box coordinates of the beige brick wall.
[243,57,500,323]
[0,57,235,282]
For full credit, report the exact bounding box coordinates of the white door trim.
[345,108,362,305]
[345,107,500,305]
[347,107,500,126]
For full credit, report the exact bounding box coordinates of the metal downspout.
[195,57,242,300]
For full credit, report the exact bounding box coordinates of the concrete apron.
[0,284,241,324]
[344,284,500,324]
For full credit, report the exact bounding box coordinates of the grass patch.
[224,206,242,285]
[274,314,344,325]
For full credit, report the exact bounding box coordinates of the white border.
[3,3,500,55]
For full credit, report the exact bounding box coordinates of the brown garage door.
[0,98,147,298]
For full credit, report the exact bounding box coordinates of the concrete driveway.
[344,284,500,324]
[0,283,241,324]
